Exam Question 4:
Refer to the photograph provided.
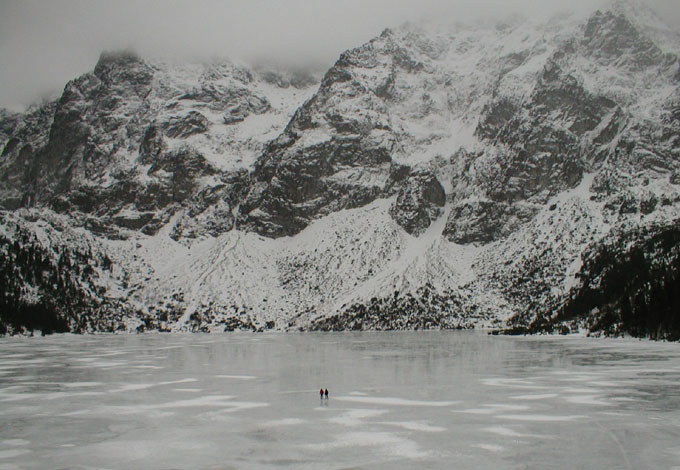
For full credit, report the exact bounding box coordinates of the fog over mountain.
[1,0,679,111]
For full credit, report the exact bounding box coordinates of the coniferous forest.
[523,220,680,340]
[0,225,126,335]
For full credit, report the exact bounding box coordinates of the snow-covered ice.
[1,332,680,469]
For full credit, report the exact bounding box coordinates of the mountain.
[1,0,679,338]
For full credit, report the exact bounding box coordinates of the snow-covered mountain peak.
[594,0,680,52]
[606,0,676,30]
[1,7,679,337]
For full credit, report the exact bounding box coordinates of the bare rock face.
[139,123,165,164]
[170,169,250,239]
[35,50,154,205]
[0,51,317,237]
[163,111,209,138]
[0,109,21,148]
[147,148,215,203]
[582,10,669,69]
[236,40,408,237]
[0,51,157,218]
[475,60,622,203]
[221,94,271,124]
[94,50,154,91]
[476,98,519,142]
[389,170,445,236]
[177,65,272,125]
[238,133,391,237]
[255,67,318,89]
[0,103,57,209]
[442,201,538,244]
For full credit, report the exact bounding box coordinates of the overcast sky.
[1,0,678,111]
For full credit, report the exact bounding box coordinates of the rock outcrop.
[389,170,445,236]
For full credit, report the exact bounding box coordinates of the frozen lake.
[1,332,679,470]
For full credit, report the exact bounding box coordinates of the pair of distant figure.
[319,388,329,399]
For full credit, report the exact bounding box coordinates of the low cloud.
[0,0,678,111]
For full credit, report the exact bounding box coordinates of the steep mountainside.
[0,52,318,238]
[1,0,679,337]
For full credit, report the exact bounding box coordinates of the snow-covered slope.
[1,0,679,337]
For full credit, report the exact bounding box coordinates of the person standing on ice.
[324,389,329,399]
[320,388,324,400]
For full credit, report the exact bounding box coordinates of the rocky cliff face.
[0,51,318,238]
[1,1,679,337]
[389,169,445,236]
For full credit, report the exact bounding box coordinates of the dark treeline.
[0,225,111,335]
[309,283,480,331]
[521,220,680,340]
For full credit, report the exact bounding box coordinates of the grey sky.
[1,0,678,111]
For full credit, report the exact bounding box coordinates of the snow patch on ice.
[511,393,559,400]
[0,441,29,448]
[110,378,198,393]
[498,414,585,422]
[263,418,306,427]
[473,443,504,453]
[309,431,430,459]
[0,449,30,459]
[381,421,447,432]
[96,395,268,417]
[215,375,257,380]
[329,408,388,426]
[483,426,531,438]
[454,403,530,415]
[61,382,103,388]
[0,464,22,470]
[481,378,549,390]
[564,395,611,406]
[335,396,458,407]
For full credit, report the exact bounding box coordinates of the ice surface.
[335,396,458,406]
[1,332,680,469]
